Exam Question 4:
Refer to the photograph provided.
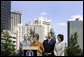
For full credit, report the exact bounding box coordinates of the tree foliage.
[50,28,56,40]
[1,31,20,56]
[65,32,83,56]
[28,28,35,43]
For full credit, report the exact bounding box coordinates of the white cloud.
[68,15,83,21]
[40,12,47,16]
[55,23,66,27]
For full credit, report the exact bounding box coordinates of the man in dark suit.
[43,32,56,56]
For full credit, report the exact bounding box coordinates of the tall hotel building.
[68,18,83,50]
[1,1,11,32]
[34,17,51,41]
[10,10,21,51]
[11,10,21,33]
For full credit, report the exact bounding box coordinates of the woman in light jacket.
[54,34,65,56]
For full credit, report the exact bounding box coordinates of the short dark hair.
[33,34,39,40]
[57,34,64,41]
[48,32,52,35]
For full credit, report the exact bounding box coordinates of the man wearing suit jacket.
[43,32,56,56]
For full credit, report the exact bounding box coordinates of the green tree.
[1,31,19,56]
[65,32,83,56]
[50,28,56,40]
[28,28,35,43]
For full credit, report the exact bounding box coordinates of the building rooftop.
[11,10,21,14]
[68,15,83,21]
[68,18,83,21]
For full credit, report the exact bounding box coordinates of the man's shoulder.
[27,41,31,43]
[51,39,56,42]
[43,39,48,42]
[20,40,24,44]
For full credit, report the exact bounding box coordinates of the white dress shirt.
[54,41,65,56]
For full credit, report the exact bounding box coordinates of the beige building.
[16,17,51,51]
[34,17,51,41]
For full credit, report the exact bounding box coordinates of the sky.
[11,1,83,44]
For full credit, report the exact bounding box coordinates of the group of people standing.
[19,32,65,56]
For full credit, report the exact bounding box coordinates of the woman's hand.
[45,53,51,56]
[56,54,60,56]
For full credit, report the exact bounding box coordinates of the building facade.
[11,10,21,33]
[10,10,21,51]
[34,17,51,41]
[16,17,51,51]
[68,18,83,50]
[1,1,11,32]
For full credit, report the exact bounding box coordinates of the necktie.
[48,39,50,44]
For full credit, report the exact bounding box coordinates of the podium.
[22,46,42,56]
